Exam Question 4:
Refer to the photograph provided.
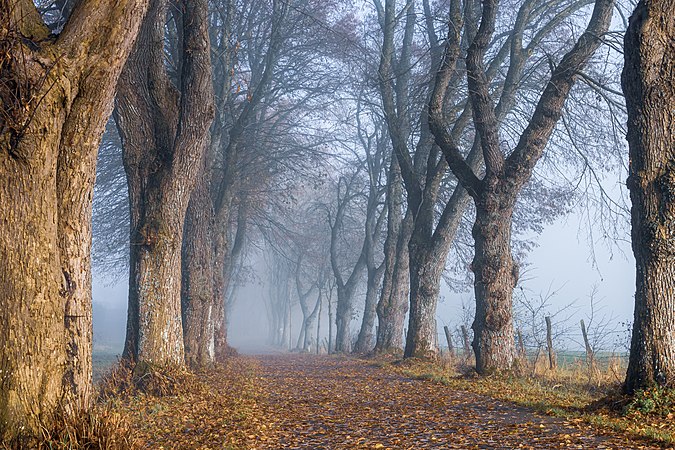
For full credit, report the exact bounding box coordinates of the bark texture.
[0,0,147,439]
[623,0,675,393]
[182,168,216,368]
[374,160,411,354]
[117,0,214,365]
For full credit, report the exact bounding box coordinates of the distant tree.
[0,0,147,440]
[623,0,675,393]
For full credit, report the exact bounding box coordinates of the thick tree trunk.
[0,0,146,440]
[182,169,216,368]
[404,242,444,358]
[334,286,354,353]
[404,181,473,359]
[623,0,675,394]
[471,189,517,374]
[118,0,214,366]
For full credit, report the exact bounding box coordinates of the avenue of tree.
[1,0,674,442]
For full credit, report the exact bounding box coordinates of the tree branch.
[428,0,482,198]
[504,0,614,187]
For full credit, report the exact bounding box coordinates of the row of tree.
[1,0,674,442]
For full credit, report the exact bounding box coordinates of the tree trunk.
[328,290,334,353]
[375,217,411,353]
[182,169,216,369]
[354,264,385,354]
[471,190,517,374]
[118,0,214,366]
[334,285,354,353]
[404,243,442,358]
[623,0,675,394]
[0,0,147,440]
[213,229,234,360]
[375,158,411,354]
[580,319,594,367]
[303,292,322,351]
[444,326,455,357]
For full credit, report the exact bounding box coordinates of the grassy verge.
[382,355,675,447]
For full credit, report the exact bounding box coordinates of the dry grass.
[1,359,204,450]
[0,404,135,450]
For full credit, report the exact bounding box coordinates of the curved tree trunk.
[623,0,675,393]
[0,0,147,440]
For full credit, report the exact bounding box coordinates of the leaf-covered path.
[251,354,658,449]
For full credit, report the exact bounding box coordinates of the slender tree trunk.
[354,265,385,353]
[623,0,675,394]
[316,293,323,354]
[545,316,555,370]
[471,192,517,374]
[328,290,334,353]
[444,326,455,357]
[304,292,322,351]
[0,0,147,440]
[213,229,234,360]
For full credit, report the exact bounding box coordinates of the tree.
[429,0,614,373]
[116,0,214,366]
[0,0,147,440]
[376,0,593,359]
[623,0,675,393]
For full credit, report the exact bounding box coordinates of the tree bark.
[182,167,216,368]
[0,0,147,440]
[623,0,675,394]
[375,160,411,354]
[470,189,518,373]
[354,263,385,353]
[118,0,214,366]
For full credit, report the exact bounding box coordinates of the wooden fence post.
[545,316,556,369]
[461,325,471,358]
[517,328,526,358]
[580,319,594,366]
[444,326,455,358]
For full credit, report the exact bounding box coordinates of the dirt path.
[252,355,658,449]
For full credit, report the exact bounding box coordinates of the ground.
[110,354,670,449]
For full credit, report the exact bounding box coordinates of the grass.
[383,353,675,447]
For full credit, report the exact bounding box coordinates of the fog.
[87,0,636,361]
[93,211,635,355]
